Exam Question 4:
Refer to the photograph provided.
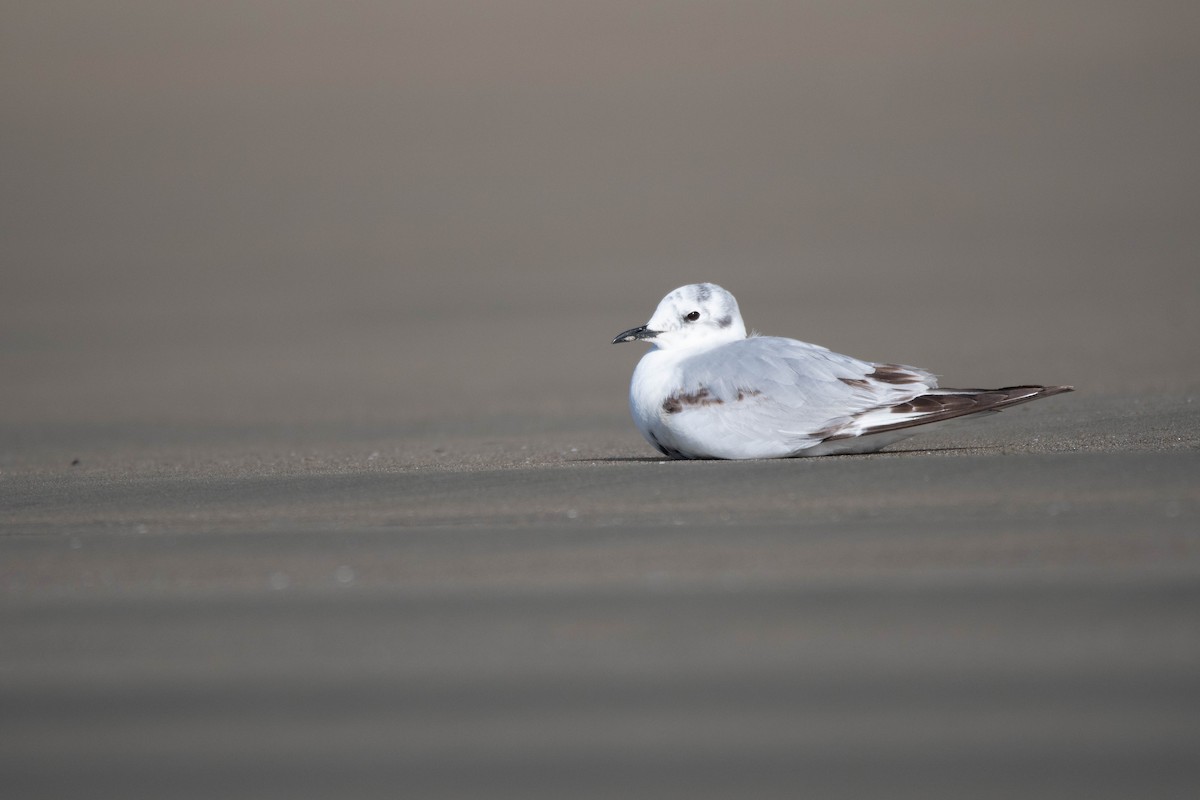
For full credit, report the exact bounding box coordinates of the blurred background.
[3,0,1198,439]
[3,7,1199,797]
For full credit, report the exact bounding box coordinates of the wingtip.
[997,384,1075,396]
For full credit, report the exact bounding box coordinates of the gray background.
[2,2,1198,798]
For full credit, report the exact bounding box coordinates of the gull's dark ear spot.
[685,311,700,322]
[717,315,732,328]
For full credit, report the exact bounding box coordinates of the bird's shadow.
[575,443,998,463]
[577,456,667,463]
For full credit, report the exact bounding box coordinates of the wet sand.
[3,396,1199,798]
[3,2,1199,798]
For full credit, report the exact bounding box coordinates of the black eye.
[685,311,700,322]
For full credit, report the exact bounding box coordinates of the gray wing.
[668,336,936,449]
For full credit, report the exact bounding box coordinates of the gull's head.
[612,283,747,350]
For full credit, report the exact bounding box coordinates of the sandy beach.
[3,2,1199,797]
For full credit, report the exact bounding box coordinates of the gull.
[612,283,1072,459]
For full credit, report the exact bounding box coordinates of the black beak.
[612,325,658,344]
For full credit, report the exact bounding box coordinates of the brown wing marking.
[849,385,1074,438]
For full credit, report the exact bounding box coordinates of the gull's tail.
[806,384,1074,456]
[852,385,1075,438]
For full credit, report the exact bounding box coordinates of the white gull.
[612,283,1072,459]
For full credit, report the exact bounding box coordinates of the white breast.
[629,348,688,456]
